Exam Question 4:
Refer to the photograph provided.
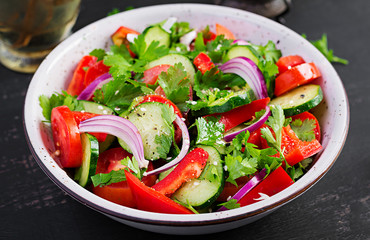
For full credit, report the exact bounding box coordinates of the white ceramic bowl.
[24,4,349,235]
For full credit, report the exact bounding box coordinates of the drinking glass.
[0,0,81,73]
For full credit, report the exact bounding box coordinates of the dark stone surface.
[0,0,369,239]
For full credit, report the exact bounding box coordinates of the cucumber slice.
[269,84,323,117]
[74,133,99,187]
[79,100,114,115]
[224,45,262,64]
[143,25,171,48]
[191,87,256,117]
[118,102,174,160]
[146,54,196,84]
[171,146,224,209]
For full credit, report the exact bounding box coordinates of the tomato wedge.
[274,62,321,96]
[193,52,215,74]
[93,148,156,208]
[238,166,294,207]
[83,60,110,87]
[276,55,306,75]
[215,23,235,40]
[143,64,172,85]
[51,106,83,168]
[125,171,193,214]
[291,111,321,142]
[67,55,97,96]
[207,97,270,132]
[152,148,209,197]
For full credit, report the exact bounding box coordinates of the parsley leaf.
[206,35,233,63]
[107,8,120,16]
[303,33,348,65]
[156,63,190,112]
[218,198,240,210]
[261,105,285,154]
[89,48,106,61]
[93,78,147,114]
[169,21,193,43]
[39,91,82,121]
[252,41,281,97]
[195,117,225,146]
[290,118,316,142]
[129,34,169,62]
[91,157,144,187]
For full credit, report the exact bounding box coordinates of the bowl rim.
[24,3,350,227]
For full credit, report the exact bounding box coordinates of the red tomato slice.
[290,111,321,142]
[215,23,235,40]
[125,170,193,214]
[152,148,209,197]
[193,52,215,74]
[92,148,156,208]
[276,55,306,75]
[67,55,97,96]
[72,111,107,142]
[207,97,270,132]
[83,60,110,88]
[274,62,321,96]
[143,64,172,85]
[238,166,294,207]
[51,106,83,168]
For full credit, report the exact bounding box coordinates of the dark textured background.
[1,0,369,239]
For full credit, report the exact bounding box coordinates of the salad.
[39,18,324,214]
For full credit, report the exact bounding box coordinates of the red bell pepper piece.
[291,111,321,142]
[282,125,322,166]
[202,29,216,44]
[193,52,215,74]
[67,55,97,96]
[276,55,306,75]
[125,170,193,214]
[215,23,235,40]
[92,148,157,208]
[259,120,322,166]
[238,166,294,207]
[111,26,139,58]
[206,98,270,132]
[152,148,209,197]
[142,64,172,85]
[274,62,321,96]
[83,60,110,88]
[72,111,107,142]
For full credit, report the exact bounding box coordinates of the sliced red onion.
[232,39,250,45]
[180,30,197,49]
[224,106,270,142]
[143,115,190,176]
[77,73,113,100]
[220,57,268,99]
[217,168,267,212]
[161,17,177,33]
[79,115,149,168]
